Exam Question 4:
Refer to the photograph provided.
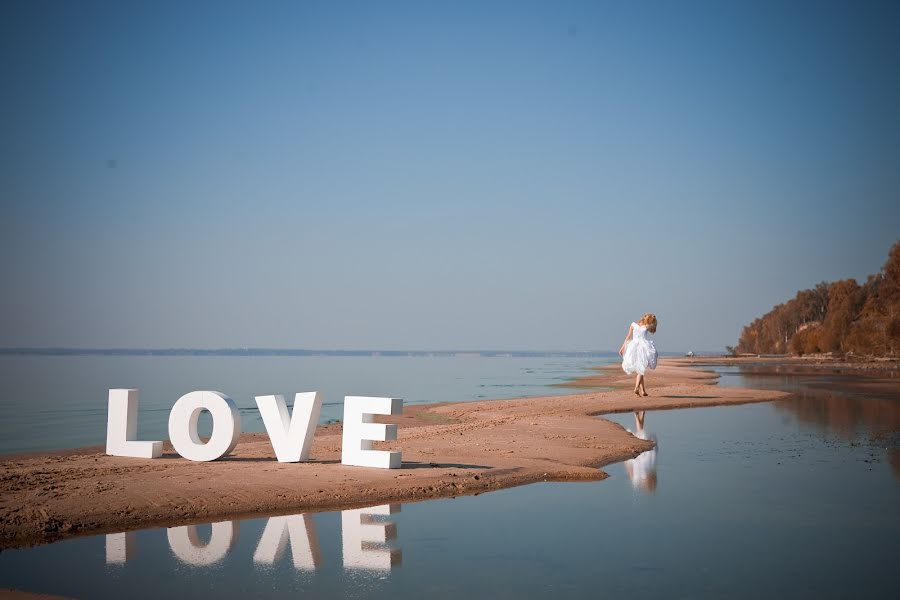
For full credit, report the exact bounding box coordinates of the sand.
[0,359,789,549]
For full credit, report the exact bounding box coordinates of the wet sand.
[0,359,788,549]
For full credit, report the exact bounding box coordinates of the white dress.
[622,322,658,375]
[625,424,658,492]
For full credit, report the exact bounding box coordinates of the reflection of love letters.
[106,504,402,571]
[105,389,403,468]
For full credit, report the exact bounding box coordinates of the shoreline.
[1,359,789,549]
[672,355,899,370]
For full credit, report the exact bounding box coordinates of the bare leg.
[634,374,641,396]
[640,375,648,396]
[636,410,646,429]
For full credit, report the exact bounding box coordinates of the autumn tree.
[733,240,899,357]
[820,279,863,353]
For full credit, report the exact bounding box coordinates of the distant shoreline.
[0,348,622,358]
[674,355,899,373]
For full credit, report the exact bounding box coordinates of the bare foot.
[633,387,641,396]
[641,389,649,397]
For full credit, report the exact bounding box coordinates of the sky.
[1,0,899,352]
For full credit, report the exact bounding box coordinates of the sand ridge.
[0,360,789,549]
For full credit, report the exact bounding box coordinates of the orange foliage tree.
[735,240,900,357]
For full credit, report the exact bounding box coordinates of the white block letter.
[255,392,322,462]
[341,396,402,469]
[167,521,239,566]
[342,504,402,571]
[106,389,163,458]
[253,514,321,570]
[168,391,242,461]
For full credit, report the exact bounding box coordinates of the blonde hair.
[638,313,658,334]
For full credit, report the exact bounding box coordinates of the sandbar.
[0,359,788,549]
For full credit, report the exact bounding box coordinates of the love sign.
[105,389,403,468]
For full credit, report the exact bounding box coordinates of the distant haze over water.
[0,348,618,357]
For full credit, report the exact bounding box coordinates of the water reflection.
[5,402,899,599]
[774,392,900,480]
[342,504,402,570]
[105,531,135,564]
[714,364,900,480]
[167,520,240,566]
[103,504,400,572]
[624,411,658,494]
[774,392,900,439]
[254,513,321,570]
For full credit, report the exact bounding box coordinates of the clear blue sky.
[1,0,899,351]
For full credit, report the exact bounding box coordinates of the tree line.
[733,241,900,357]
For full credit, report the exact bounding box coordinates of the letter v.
[255,392,323,462]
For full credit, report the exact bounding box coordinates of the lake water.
[1,361,898,598]
[0,354,611,454]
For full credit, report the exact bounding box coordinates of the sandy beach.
[0,359,789,549]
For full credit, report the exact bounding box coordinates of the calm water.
[0,355,610,454]
[1,362,898,598]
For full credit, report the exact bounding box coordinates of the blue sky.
[1,0,899,351]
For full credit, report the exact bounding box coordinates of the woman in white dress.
[618,313,658,396]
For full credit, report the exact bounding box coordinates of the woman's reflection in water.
[624,410,658,494]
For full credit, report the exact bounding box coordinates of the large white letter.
[341,504,402,571]
[167,521,239,566]
[341,396,402,469]
[106,389,163,458]
[255,392,322,462]
[168,391,242,461]
[253,514,321,570]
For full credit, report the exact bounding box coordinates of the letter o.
[168,391,242,461]
[167,521,239,566]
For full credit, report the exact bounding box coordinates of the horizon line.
[0,346,710,356]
